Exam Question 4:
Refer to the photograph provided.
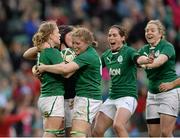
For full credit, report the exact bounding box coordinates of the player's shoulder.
[102,49,111,57]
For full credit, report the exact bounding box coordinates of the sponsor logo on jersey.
[109,68,121,75]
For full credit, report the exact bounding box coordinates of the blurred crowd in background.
[0,0,180,137]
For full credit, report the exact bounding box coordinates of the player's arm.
[130,48,154,67]
[63,71,76,78]
[141,54,168,69]
[159,78,180,92]
[23,47,38,60]
[23,42,52,60]
[136,55,154,65]
[32,65,42,78]
[37,62,79,76]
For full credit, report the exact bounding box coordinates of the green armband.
[45,129,65,137]
[70,130,86,137]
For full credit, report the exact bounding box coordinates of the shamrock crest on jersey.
[117,55,123,63]
[155,50,160,57]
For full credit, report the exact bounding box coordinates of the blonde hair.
[146,20,165,39]
[72,27,97,47]
[32,21,57,51]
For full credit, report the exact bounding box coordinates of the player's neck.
[60,44,67,50]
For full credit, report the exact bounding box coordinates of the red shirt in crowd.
[0,112,27,137]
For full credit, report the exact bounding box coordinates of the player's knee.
[148,131,160,137]
[92,127,104,137]
[147,127,160,137]
[161,128,172,137]
[113,122,124,132]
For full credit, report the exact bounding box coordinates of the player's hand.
[147,55,154,64]
[32,65,42,78]
[159,82,173,92]
[37,63,46,73]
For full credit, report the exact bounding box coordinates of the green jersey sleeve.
[128,47,140,63]
[160,42,175,59]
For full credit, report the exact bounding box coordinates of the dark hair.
[58,25,74,47]
[110,25,127,44]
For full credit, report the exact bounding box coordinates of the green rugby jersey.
[73,46,102,100]
[101,44,139,100]
[139,39,178,94]
[38,48,64,97]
